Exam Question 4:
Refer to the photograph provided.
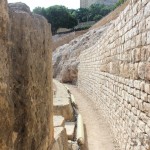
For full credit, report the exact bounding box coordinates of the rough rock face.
[53,23,111,83]
[51,127,68,150]
[0,0,14,149]
[53,80,74,121]
[0,1,53,150]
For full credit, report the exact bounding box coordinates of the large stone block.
[138,62,146,79]
[145,63,150,80]
[0,0,14,149]
[0,2,53,149]
[11,12,53,149]
[51,127,68,150]
[54,98,74,121]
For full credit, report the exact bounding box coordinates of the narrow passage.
[66,84,120,150]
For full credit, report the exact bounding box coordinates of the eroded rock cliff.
[0,1,53,150]
[53,23,110,83]
[0,0,14,149]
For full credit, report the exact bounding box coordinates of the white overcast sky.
[8,0,80,10]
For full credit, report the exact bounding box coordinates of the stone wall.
[0,1,53,150]
[78,0,150,149]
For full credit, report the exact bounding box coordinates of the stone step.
[53,116,65,127]
[52,127,68,150]
[54,97,74,121]
[65,122,76,141]
[53,79,70,98]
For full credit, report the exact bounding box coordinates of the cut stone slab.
[51,127,68,150]
[53,116,65,127]
[65,122,76,140]
[53,79,70,98]
[54,97,74,121]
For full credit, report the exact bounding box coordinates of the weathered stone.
[53,24,111,83]
[145,63,150,80]
[54,98,74,121]
[144,83,150,94]
[143,102,150,116]
[54,116,65,127]
[138,62,146,79]
[68,141,79,150]
[8,2,30,13]
[51,127,68,150]
[109,61,120,75]
[0,1,53,149]
[53,79,74,121]
[65,122,76,140]
[53,79,70,98]
[0,0,14,149]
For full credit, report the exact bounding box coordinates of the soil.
[66,84,120,150]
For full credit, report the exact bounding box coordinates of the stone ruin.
[0,0,53,149]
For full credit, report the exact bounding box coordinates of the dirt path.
[66,84,120,150]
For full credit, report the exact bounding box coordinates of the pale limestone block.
[146,15,150,30]
[135,48,141,62]
[147,31,150,44]
[144,2,150,17]
[138,120,146,132]
[138,62,146,79]
[139,19,146,33]
[143,102,150,116]
[145,62,150,80]
[139,112,149,123]
[148,95,150,103]
[142,32,147,45]
[141,91,148,102]
[142,0,149,6]
[134,80,140,89]
[140,81,145,91]
[138,100,144,111]
[144,83,150,94]
[136,34,142,47]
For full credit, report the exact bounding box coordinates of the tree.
[89,4,112,21]
[114,0,126,8]
[33,7,47,17]
[72,8,89,22]
[93,14,102,21]
[33,6,77,34]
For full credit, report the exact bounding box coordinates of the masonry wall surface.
[78,0,150,149]
[0,1,53,150]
